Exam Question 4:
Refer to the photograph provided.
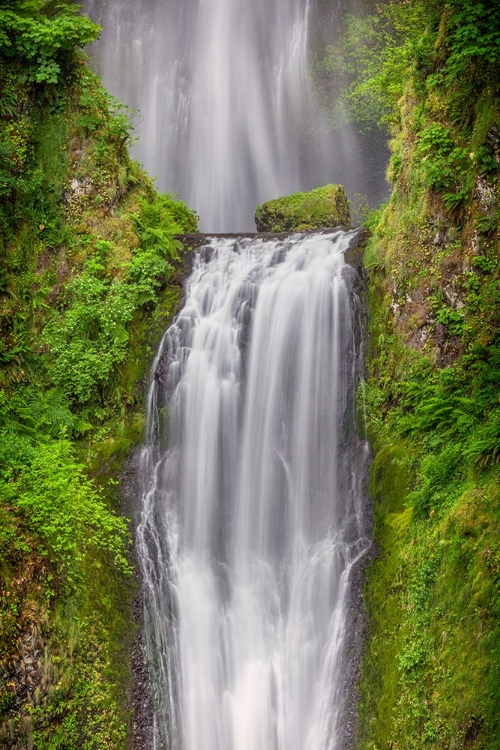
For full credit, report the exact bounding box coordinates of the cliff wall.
[0,4,196,746]
[357,1,500,746]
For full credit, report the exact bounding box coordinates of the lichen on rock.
[254,184,351,232]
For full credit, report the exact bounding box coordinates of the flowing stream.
[137,231,370,749]
[85,0,388,231]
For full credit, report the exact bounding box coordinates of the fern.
[465,417,500,470]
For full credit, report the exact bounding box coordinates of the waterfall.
[137,230,370,750]
[84,0,389,231]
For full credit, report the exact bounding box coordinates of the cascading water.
[85,0,388,231]
[137,230,370,750]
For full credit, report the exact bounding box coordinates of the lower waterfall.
[137,230,370,750]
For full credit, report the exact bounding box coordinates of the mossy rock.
[254,184,350,232]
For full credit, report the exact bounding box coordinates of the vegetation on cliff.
[0,2,197,747]
[343,1,500,747]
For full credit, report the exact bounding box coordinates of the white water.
[84,0,387,231]
[138,231,370,750]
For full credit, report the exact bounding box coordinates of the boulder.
[254,184,350,232]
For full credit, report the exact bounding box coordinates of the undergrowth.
[355,0,500,747]
[0,2,197,747]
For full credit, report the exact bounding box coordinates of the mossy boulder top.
[254,184,350,232]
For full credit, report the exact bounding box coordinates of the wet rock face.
[254,184,351,232]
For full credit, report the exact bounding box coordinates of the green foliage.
[342,2,500,748]
[314,0,500,132]
[313,1,441,130]
[412,122,474,211]
[445,0,500,88]
[313,14,389,130]
[0,1,100,84]
[417,125,464,185]
[30,623,129,749]
[472,254,495,273]
[357,0,500,733]
[44,194,195,407]
[77,85,139,156]
[0,6,197,745]
[0,385,75,482]
[2,441,131,589]
[435,303,464,333]
[406,444,463,518]
[44,255,149,406]
[465,418,500,469]
[135,193,198,238]
[360,304,500,748]
[379,348,500,515]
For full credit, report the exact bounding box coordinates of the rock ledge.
[254,184,350,232]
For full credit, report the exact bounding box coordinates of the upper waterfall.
[84,0,388,232]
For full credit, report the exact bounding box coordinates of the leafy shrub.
[44,194,196,407]
[434,305,464,335]
[445,0,500,85]
[45,263,140,406]
[472,255,495,273]
[0,1,100,84]
[2,440,131,589]
[78,86,138,156]
[417,124,469,192]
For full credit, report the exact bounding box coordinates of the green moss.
[254,184,350,232]
[357,214,500,737]
[357,442,416,744]
[359,214,500,746]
